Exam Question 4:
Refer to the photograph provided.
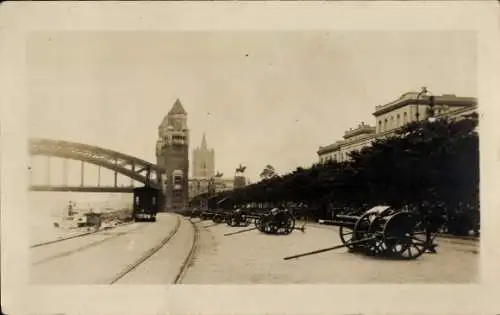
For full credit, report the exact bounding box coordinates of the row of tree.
[191,113,479,236]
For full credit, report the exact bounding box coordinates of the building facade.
[156,99,190,211]
[192,133,215,178]
[188,177,235,200]
[318,91,478,163]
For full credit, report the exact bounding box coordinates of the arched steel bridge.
[28,138,165,193]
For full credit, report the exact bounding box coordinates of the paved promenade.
[181,218,479,284]
[29,213,479,285]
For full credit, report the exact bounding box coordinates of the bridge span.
[28,138,165,192]
[29,185,135,193]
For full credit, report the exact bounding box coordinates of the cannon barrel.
[224,227,258,236]
[284,205,437,260]
[283,236,376,260]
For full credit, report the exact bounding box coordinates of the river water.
[28,192,132,244]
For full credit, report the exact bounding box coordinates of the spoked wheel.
[339,225,355,249]
[267,222,278,234]
[363,237,388,256]
[212,215,222,224]
[353,212,378,252]
[241,216,252,227]
[384,212,427,260]
[226,215,233,225]
[255,217,265,232]
[284,217,295,235]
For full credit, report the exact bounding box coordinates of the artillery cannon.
[227,208,253,227]
[198,209,231,225]
[188,208,201,219]
[225,208,306,236]
[284,205,435,261]
[199,209,215,221]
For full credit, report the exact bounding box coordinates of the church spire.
[201,132,207,149]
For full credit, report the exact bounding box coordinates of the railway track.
[31,223,149,266]
[30,221,135,248]
[173,218,200,284]
[108,216,182,284]
[30,214,201,285]
[109,216,200,284]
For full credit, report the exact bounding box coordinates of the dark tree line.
[191,114,479,236]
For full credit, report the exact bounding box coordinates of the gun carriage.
[197,209,229,224]
[284,205,434,261]
[227,208,253,227]
[224,207,306,236]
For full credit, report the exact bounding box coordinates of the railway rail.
[30,221,135,248]
[173,219,200,284]
[30,214,200,285]
[32,223,150,266]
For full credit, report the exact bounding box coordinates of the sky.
[27,31,477,183]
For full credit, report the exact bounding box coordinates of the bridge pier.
[62,159,68,186]
[80,161,84,187]
[46,156,51,186]
[114,158,118,188]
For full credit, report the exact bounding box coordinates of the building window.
[384,118,388,131]
[378,120,382,133]
[396,114,400,127]
[390,116,394,129]
[403,112,408,124]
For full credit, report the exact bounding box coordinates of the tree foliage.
[259,164,278,180]
[191,114,479,235]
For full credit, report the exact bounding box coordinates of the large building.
[192,133,215,178]
[318,91,478,163]
[188,176,235,199]
[156,99,190,211]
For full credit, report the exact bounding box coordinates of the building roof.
[168,99,187,115]
[373,92,477,117]
[343,122,376,140]
[159,99,187,127]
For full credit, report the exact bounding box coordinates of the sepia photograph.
[1,2,499,315]
[26,30,479,285]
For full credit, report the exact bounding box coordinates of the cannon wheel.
[242,215,252,227]
[364,237,388,256]
[227,216,235,226]
[255,217,264,232]
[212,214,220,224]
[353,212,379,252]
[339,225,355,249]
[284,215,295,235]
[383,212,427,260]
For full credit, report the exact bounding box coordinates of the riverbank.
[30,208,133,246]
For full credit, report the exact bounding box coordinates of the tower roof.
[168,99,187,115]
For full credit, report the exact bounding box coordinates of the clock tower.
[156,99,189,211]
